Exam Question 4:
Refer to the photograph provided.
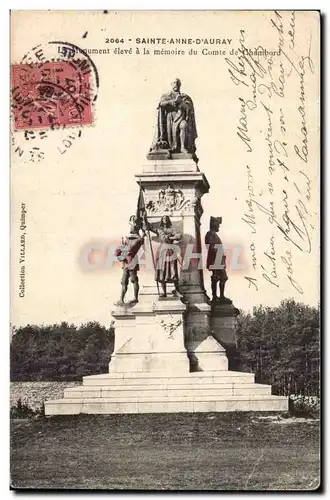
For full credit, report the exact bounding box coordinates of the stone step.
[45,394,288,415]
[82,371,255,386]
[64,383,271,399]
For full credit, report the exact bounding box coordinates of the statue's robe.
[155,226,182,283]
[151,91,197,153]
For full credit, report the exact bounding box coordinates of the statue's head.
[160,215,172,228]
[210,216,222,232]
[171,78,181,92]
[129,214,141,234]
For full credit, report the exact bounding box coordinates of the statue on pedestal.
[149,78,197,156]
[114,215,145,306]
[149,215,182,298]
[205,216,232,304]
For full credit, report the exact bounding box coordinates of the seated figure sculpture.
[150,78,197,156]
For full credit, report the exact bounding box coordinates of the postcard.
[10,10,320,491]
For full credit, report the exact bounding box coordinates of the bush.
[289,395,320,418]
[10,398,39,419]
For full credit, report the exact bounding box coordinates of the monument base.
[209,301,241,370]
[110,286,229,374]
[45,290,288,416]
[109,296,189,374]
[45,371,288,415]
[210,302,240,347]
[146,150,198,163]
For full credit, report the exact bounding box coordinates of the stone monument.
[45,79,288,415]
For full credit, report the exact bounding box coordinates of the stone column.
[135,157,214,366]
[210,303,241,370]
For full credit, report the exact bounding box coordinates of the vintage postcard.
[10,10,320,491]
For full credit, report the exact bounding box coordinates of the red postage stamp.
[11,61,93,130]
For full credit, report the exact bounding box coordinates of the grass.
[11,412,320,491]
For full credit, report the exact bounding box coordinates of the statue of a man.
[150,78,197,155]
[205,216,232,304]
[114,215,145,306]
[149,215,182,298]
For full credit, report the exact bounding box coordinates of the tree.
[10,322,115,381]
[236,300,320,396]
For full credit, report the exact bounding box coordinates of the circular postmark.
[11,41,99,162]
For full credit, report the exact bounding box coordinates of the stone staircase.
[44,371,288,415]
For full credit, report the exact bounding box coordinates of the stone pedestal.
[110,295,189,374]
[192,335,228,371]
[210,302,241,370]
[210,303,240,347]
[135,158,211,354]
[110,285,229,375]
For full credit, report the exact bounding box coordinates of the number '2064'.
[105,38,124,43]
